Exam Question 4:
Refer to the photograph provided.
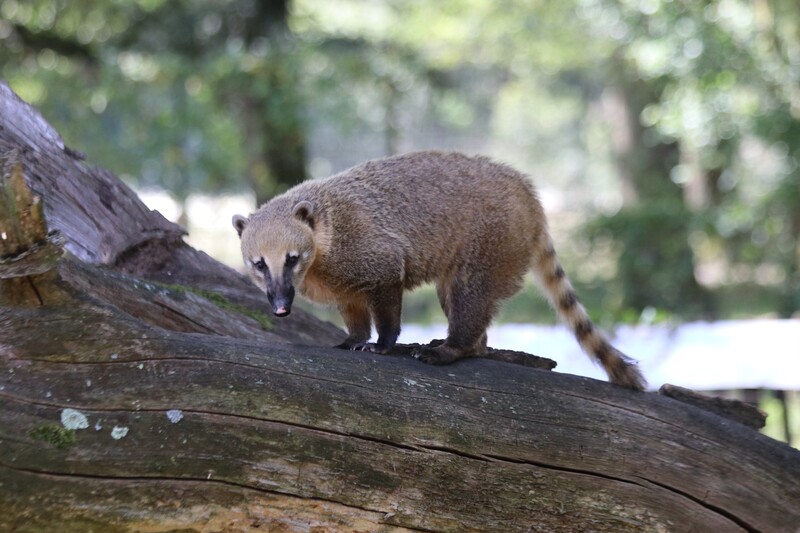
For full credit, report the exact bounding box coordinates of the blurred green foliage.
[1,0,798,321]
[585,204,713,318]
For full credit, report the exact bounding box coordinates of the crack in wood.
[556,389,735,447]
[151,299,217,334]
[482,451,640,485]
[1,391,684,496]
[3,388,671,497]
[0,463,436,533]
[0,350,699,440]
[9,393,736,532]
[0,391,430,456]
[642,477,759,533]
[0,354,584,430]
[25,276,43,305]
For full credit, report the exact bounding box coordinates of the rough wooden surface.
[2,81,800,532]
[3,272,800,532]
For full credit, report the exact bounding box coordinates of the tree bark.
[237,0,308,206]
[1,81,799,532]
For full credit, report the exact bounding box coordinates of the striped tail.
[532,237,646,390]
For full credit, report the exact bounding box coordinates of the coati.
[232,151,646,390]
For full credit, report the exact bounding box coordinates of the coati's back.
[313,151,545,287]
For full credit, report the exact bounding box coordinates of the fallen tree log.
[1,81,799,532]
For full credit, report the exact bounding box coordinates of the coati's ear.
[292,201,315,229]
[232,214,248,237]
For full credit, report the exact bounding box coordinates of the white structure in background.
[400,320,800,391]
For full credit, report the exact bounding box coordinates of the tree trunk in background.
[2,82,800,532]
[680,140,730,211]
[602,54,682,207]
[778,171,800,317]
[594,54,713,316]
[240,0,308,207]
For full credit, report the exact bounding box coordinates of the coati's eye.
[285,253,299,268]
[253,258,267,272]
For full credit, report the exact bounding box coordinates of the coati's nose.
[273,305,290,317]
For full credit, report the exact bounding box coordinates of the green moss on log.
[29,424,75,449]
[158,282,272,331]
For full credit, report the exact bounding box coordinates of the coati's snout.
[266,273,295,317]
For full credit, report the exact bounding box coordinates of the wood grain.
[3,278,799,531]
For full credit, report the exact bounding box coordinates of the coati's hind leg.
[425,284,452,349]
[335,298,372,349]
[416,275,498,365]
[352,284,403,355]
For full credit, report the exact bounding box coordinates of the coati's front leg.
[351,284,403,354]
[334,299,372,349]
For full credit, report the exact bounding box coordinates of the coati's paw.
[413,344,465,365]
[334,340,357,350]
[351,342,390,355]
[428,338,446,347]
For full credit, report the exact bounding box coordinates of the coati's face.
[232,201,316,317]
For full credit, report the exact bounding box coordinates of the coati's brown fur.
[233,151,646,390]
